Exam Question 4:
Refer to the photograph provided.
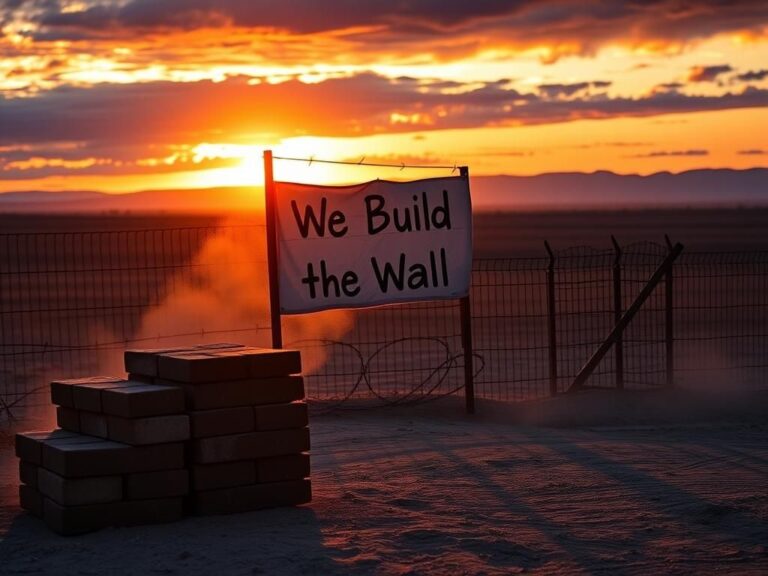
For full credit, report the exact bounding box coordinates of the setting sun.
[0,1,765,196]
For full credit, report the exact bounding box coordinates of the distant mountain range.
[471,168,768,210]
[0,168,765,213]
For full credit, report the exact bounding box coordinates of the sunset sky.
[1,0,767,193]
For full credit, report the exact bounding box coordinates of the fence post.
[545,241,558,396]
[611,236,624,390]
[665,235,674,388]
[459,165,475,414]
[263,150,283,349]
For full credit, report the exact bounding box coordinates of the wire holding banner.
[272,154,462,173]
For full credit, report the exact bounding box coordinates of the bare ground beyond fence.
[1,220,767,420]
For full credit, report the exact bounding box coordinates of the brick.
[55,407,80,433]
[124,343,245,377]
[253,402,308,431]
[156,347,301,383]
[194,428,310,464]
[15,430,82,465]
[124,346,195,377]
[196,343,247,351]
[125,469,189,499]
[255,453,311,483]
[130,442,186,473]
[50,376,124,409]
[189,407,254,438]
[43,498,119,536]
[79,411,109,437]
[191,461,256,491]
[19,461,39,488]
[41,436,185,477]
[107,414,190,445]
[158,352,251,383]
[37,468,122,506]
[101,384,185,418]
[19,485,43,517]
[245,348,302,378]
[167,376,305,410]
[72,379,138,413]
[192,479,311,515]
[248,376,306,406]
[43,497,185,535]
[42,438,132,477]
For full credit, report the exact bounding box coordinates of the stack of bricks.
[15,343,311,535]
[124,343,311,516]
[16,376,189,535]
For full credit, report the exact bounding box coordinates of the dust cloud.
[97,217,354,377]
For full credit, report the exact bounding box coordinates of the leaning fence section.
[2,226,768,420]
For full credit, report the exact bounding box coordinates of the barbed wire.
[272,155,462,172]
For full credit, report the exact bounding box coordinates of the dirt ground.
[1,391,767,575]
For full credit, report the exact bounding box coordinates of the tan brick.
[125,469,189,500]
[192,479,311,515]
[43,496,185,535]
[124,343,245,377]
[130,442,186,473]
[79,411,108,437]
[15,430,83,465]
[43,498,184,536]
[158,351,251,383]
[71,379,138,412]
[41,437,185,477]
[50,376,124,408]
[124,346,196,377]
[43,498,183,536]
[168,376,305,410]
[107,414,190,445]
[245,348,302,378]
[101,383,185,418]
[42,438,132,477]
[191,461,255,491]
[43,498,119,536]
[253,402,308,431]
[195,343,247,351]
[37,468,122,506]
[19,460,39,488]
[255,453,310,483]
[55,406,80,433]
[155,347,301,383]
[189,407,254,438]
[19,485,43,517]
[193,428,310,464]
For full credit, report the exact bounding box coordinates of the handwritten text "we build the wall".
[289,191,453,300]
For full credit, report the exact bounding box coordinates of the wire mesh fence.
[1,223,767,421]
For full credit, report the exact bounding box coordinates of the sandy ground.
[1,391,767,575]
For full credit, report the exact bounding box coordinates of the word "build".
[290,190,452,238]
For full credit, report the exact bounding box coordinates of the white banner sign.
[275,176,472,313]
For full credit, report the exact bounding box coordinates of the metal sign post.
[263,150,283,349]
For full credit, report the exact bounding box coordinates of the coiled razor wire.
[0,337,485,422]
[289,337,485,414]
